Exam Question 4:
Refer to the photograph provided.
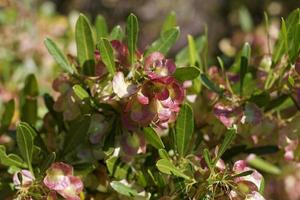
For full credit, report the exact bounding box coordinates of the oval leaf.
[156,159,190,180]
[173,66,200,81]
[126,13,139,65]
[44,38,74,74]
[110,181,138,197]
[97,38,116,75]
[75,14,95,76]
[143,127,165,149]
[146,27,180,56]
[175,103,194,156]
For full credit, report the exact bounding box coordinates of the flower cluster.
[112,51,185,130]
[43,162,83,200]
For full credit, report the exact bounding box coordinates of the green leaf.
[95,14,108,40]
[110,25,124,40]
[200,74,223,95]
[20,74,38,126]
[126,13,139,65]
[240,42,251,96]
[97,38,116,75]
[158,149,170,160]
[175,103,194,156]
[214,128,236,164]
[63,116,91,155]
[75,14,95,76]
[0,145,27,168]
[156,159,191,180]
[110,181,139,197]
[44,38,74,74]
[106,156,130,179]
[247,155,281,175]
[16,122,36,172]
[0,99,14,131]
[173,66,201,81]
[72,84,89,100]
[176,35,206,66]
[273,9,300,63]
[161,11,177,33]
[203,148,213,170]
[264,94,289,112]
[143,127,165,149]
[145,27,180,56]
[238,6,253,32]
[187,35,200,66]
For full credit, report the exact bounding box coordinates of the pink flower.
[43,162,83,200]
[144,52,176,80]
[13,170,35,189]
[233,160,263,192]
[295,57,300,75]
[112,72,138,98]
[213,103,243,128]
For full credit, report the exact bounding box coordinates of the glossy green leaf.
[72,84,89,100]
[187,35,200,66]
[126,13,139,65]
[156,159,191,180]
[16,122,36,172]
[214,128,236,164]
[21,74,38,126]
[75,14,95,76]
[95,14,108,40]
[175,103,194,156]
[44,38,74,74]
[200,74,223,95]
[143,127,165,149]
[158,149,170,160]
[0,145,27,168]
[97,38,116,75]
[63,116,91,154]
[0,99,14,131]
[173,66,201,81]
[145,27,180,56]
[161,11,177,33]
[106,156,130,179]
[247,155,281,175]
[110,181,139,197]
[110,25,124,40]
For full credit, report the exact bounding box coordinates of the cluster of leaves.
[0,8,300,200]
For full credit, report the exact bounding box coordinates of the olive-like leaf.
[72,84,89,100]
[0,99,15,131]
[173,66,200,81]
[247,155,281,175]
[16,122,36,172]
[143,127,165,149]
[161,11,177,34]
[0,145,27,168]
[97,38,116,75]
[75,14,95,76]
[214,128,236,164]
[20,74,39,126]
[145,27,180,56]
[156,159,191,180]
[110,25,124,40]
[175,103,194,156]
[126,13,139,65]
[95,14,108,40]
[44,38,74,74]
[110,181,139,197]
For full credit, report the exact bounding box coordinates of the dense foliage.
[0,7,300,200]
